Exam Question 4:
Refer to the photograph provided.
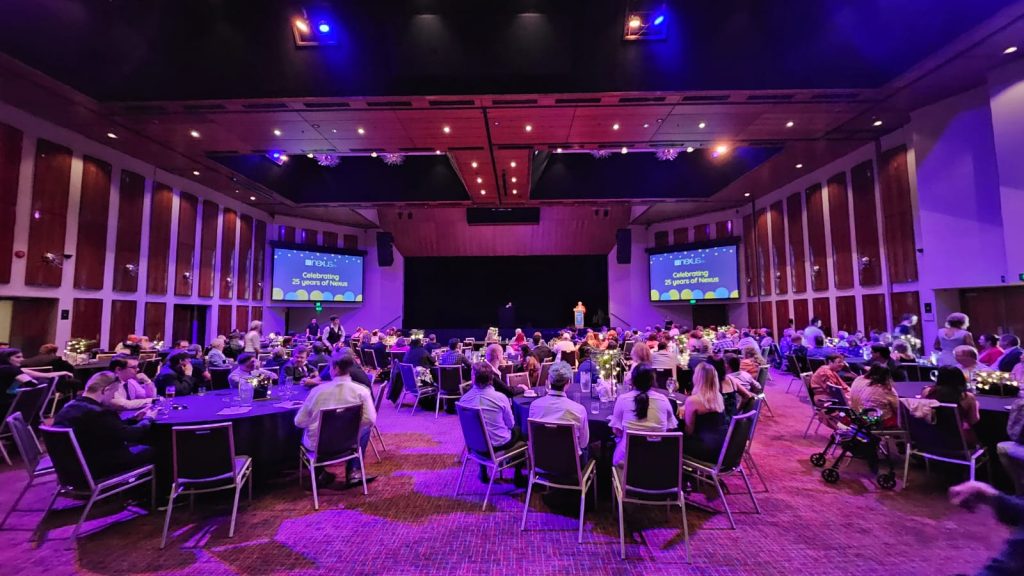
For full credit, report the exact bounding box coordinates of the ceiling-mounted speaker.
[616,228,631,264]
[376,232,394,267]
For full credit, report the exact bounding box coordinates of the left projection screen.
[271,247,364,302]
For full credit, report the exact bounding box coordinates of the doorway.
[0,298,59,354]
[172,305,209,346]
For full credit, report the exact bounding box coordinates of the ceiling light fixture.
[273,129,282,136]
[435,149,442,155]
[357,127,365,135]
[106,132,118,139]
[612,123,620,130]
[621,147,628,154]
[556,147,563,153]
[480,189,486,195]
[313,153,340,167]
[442,125,451,134]
[628,16,641,28]
[512,189,518,195]
[642,123,649,128]
[250,196,257,201]
[189,130,201,138]
[685,146,695,153]
[192,170,200,176]
[1005,46,1018,55]
[713,144,729,156]
[786,121,795,128]
[744,193,751,197]
[656,148,679,161]
[317,21,331,34]
[873,119,883,127]
[471,161,478,169]
[525,124,533,132]
[511,176,517,183]
[698,121,707,129]
[294,19,310,34]
[370,151,378,158]
[476,176,483,184]
[306,153,314,158]
[510,161,517,168]
[795,163,804,169]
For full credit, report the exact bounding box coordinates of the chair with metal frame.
[506,372,531,391]
[161,422,253,549]
[453,404,527,510]
[899,400,989,488]
[741,395,769,491]
[396,363,437,415]
[754,366,774,417]
[0,383,53,465]
[559,349,578,368]
[612,430,689,561]
[298,404,369,509]
[434,365,471,418]
[682,409,760,529]
[360,349,381,382]
[785,353,809,394]
[802,372,833,438]
[0,413,55,529]
[37,425,155,540]
[521,419,597,543]
[388,351,405,366]
[537,362,554,390]
[654,368,673,389]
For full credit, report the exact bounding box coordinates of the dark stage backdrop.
[404,256,609,330]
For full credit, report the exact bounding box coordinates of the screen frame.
[269,242,367,303]
[646,237,742,304]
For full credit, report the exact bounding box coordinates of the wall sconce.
[42,252,64,268]
[812,265,821,275]
[182,271,192,282]
[225,276,234,286]
[255,281,263,289]
[775,272,782,279]
[124,263,138,277]
[859,256,872,269]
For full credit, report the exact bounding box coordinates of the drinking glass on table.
[165,385,176,400]
[580,371,591,393]
[590,398,600,415]
[197,384,207,396]
[667,378,678,395]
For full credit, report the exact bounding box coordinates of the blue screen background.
[271,248,364,302]
[649,246,740,302]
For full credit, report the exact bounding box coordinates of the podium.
[573,302,586,329]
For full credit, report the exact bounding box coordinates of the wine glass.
[166,385,176,400]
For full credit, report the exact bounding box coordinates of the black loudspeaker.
[615,228,631,264]
[376,232,394,267]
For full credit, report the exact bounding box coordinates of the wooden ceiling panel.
[395,109,487,148]
[449,149,495,204]
[567,105,673,143]
[488,107,574,145]
[491,149,532,202]
[652,112,762,140]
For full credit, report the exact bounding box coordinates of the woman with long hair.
[850,364,899,428]
[680,362,728,462]
[610,363,677,466]
[923,365,980,441]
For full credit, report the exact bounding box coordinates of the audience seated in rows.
[610,364,677,467]
[108,355,158,410]
[53,371,156,479]
[294,354,376,487]
[527,361,589,457]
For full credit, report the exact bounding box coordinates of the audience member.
[305,317,321,339]
[576,346,597,384]
[459,362,525,482]
[531,332,552,363]
[923,365,980,444]
[206,337,229,368]
[424,334,441,353]
[553,332,576,355]
[610,363,678,466]
[154,351,196,396]
[229,353,278,389]
[996,335,1023,373]
[519,343,541,386]
[53,371,156,478]
[283,345,321,386]
[739,345,764,377]
[244,320,263,353]
[954,345,981,382]
[482,343,527,397]
[308,342,331,370]
[723,353,761,396]
[294,354,377,487]
[0,348,58,413]
[21,343,75,373]
[440,338,472,374]
[113,335,141,356]
[680,362,728,463]
[804,317,825,349]
[737,331,758,350]
[402,338,436,369]
[850,364,899,428]
[263,347,289,370]
[977,333,1004,367]
[651,341,681,378]
[321,316,345,347]
[934,312,975,367]
[870,344,907,382]
[892,340,916,362]
[810,354,849,407]
[528,361,589,456]
[108,355,157,410]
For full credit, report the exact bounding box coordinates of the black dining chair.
[682,409,760,529]
[521,419,597,543]
[299,404,368,509]
[453,404,527,511]
[433,365,470,418]
[0,413,55,529]
[0,383,52,465]
[899,400,988,488]
[397,363,437,415]
[209,368,232,390]
[654,368,672,389]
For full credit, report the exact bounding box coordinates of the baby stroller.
[809,403,898,489]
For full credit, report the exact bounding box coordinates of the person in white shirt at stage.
[107,355,158,411]
[528,361,589,458]
[294,354,377,487]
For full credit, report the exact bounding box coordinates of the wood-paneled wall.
[252,220,267,301]
[851,160,882,287]
[144,302,167,341]
[70,298,103,342]
[25,139,72,287]
[146,183,173,295]
[880,146,919,284]
[73,156,112,290]
[219,208,237,299]
[826,173,854,290]
[174,192,198,297]
[198,200,218,298]
[769,201,787,295]
[786,193,807,294]
[112,170,145,292]
[0,123,22,284]
[108,300,137,348]
[754,208,770,297]
[236,214,253,301]
[804,184,829,292]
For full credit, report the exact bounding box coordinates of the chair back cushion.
[901,402,970,458]
[361,349,379,371]
[537,362,553,388]
[717,410,756,470]
[654,368,672,388]
[456,404,492,457]
[435,366,464,394]
[210,368,231,390]
[802,373,815,401]
[9,383,50,426]
[507,372,530,390]
[172,423,236,481]
[826,384,849,407]
[756,366,769,387]
[623,431,682,493]
[315,404,363,460]
[40,425,93,491]
[527,419,579,481]
[6,413,43,474]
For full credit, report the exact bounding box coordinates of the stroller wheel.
[810,453,827,467]
[877,472,897,490]
[821,468,840,484]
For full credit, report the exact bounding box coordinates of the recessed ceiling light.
[371,151,378,158]
[1005,46,1018,55]
[621,147,628,154]
[332,129,337,133]
[642,123,650,128]
[480,189,486,195]
[685,146,695,153]
[106,132,118,139]
[357,127,365,135]
[192,170,200,176]
[785,121,795,128]
[471,161,478,169]
[435,149,442,155]
[795,163,804,169]
[234,189,239,194]
[743,193,751,197]
[442,125,451,134]
[525,124,533,132]
[273,129,282,136]
[493,121,500,126]
[510,161,517,168]
[556,147,563,153]
[249,196,257,201]
[698,121,707,129]
[612,123,620,131]
[311,123,320,129]
[189,130,201,138]
[629,16,641,28]
[873,119,883,127]
[476,176,483,184]
[512,189,518,195]
[511,176,517,183]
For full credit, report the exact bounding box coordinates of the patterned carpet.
[0,370,1009,576]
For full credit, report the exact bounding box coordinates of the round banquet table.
[145,385,310,489]
[73,359,112,383]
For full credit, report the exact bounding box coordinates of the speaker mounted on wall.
[376,232,394,267]
[616,228,631,264]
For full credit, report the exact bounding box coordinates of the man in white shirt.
[528,361,589,457]
[107,355,158,410]
[804,318,825,350]
[737,332,759,351]
[294,354,377,487]
[651,341,682,380]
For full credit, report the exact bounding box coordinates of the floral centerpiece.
[674,335,691,366]
[975,370,1020,397]
[64,338,97,365]
[596,349,623,382]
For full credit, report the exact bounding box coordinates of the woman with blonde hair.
[934,312,974,367]
[739,345,765,377]
[680,362,729,462]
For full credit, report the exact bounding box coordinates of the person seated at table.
[679,362,728,463]
[22,343,81,395]
[206,337,229,368]
[186,343,211,383]
[953,345,981,381]
[423,334,441,354]
[138,336,156,351]
[923,365,980,443]
[154,351,196,396]
[225,331,244,359]
[518,343,542,386]
[173,340,189,351]
[996,335,1023,373]
[869,343,907,382]
[318,347,371,388]
[631,339,653,365]
[228,353,278,389]
[402,338,436,369]
[481,344,528,397]
[739,345,765,377]
[976,333,1003,367]
[459,362,526,483]
[0,347,66,414]
[737,331,758,351]
[892,340,916,363]
[107,355,157,410]
[850,364,899,429]
[651,341,681,378]
[53,371,157,479]
[390,337,410,354]
[576,346,598,384]
[530,332,553,363]
[552,332,575,356]
[806,334,830,358]
[789,333,808,366]
[810,354,849,408]
[724,353,761,396]
[439,338,473,377]
[529,361,589,458]
[284,345,321,386]
[295,354,377,488]
[262,347,289,371]
[307,342,331,371]
[610,363,678,467]
[510,328,526,351]
[113,334,141,356]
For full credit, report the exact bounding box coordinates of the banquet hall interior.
[3,1,1024,574]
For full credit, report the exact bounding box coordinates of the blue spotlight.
[317,21,331,33]
[653,14,665,26]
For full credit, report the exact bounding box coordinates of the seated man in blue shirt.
[457,362,525,484]
[529,361,589,462]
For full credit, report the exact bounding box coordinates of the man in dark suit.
[402,338,436,369]
[154,351,196,396]
[531,332,552,363]
[997,335,1023,372]
[424,334,441,354]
